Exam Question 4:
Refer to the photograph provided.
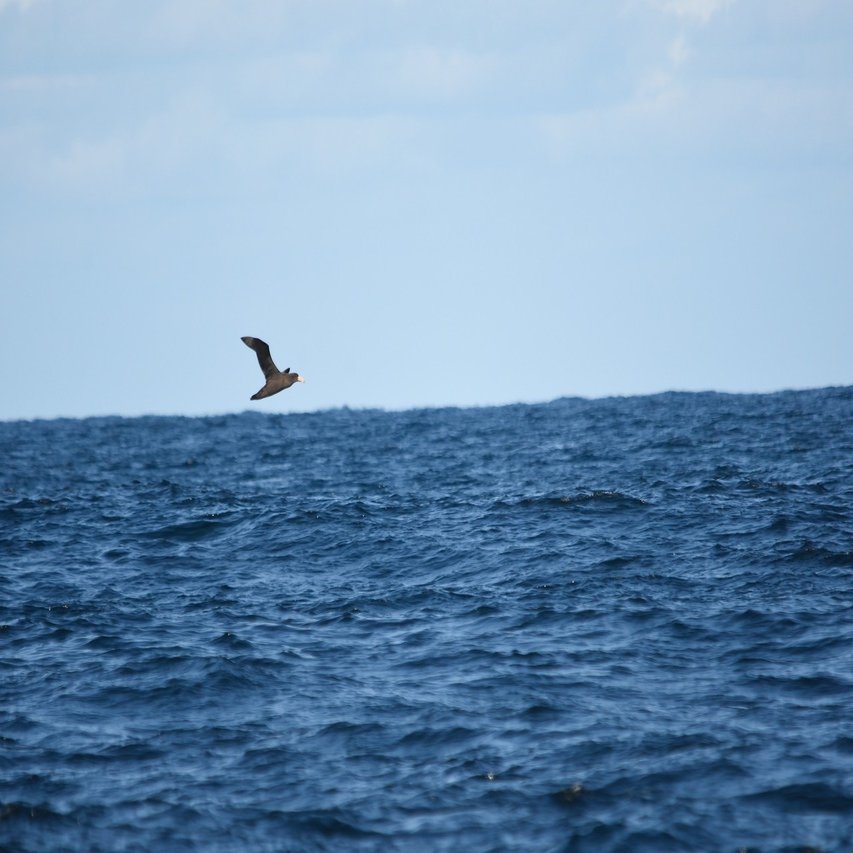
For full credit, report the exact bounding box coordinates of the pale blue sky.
[2,0,851,419]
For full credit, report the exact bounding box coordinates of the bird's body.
[241,336,305,400]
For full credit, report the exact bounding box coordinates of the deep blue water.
[1,388,852,852]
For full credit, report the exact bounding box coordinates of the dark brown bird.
[241,336,305,400]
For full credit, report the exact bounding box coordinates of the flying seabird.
[241,336,305,400]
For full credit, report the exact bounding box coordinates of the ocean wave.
[1,388,851,851]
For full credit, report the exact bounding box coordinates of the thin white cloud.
[396,47,492,100]
[47,135,126,189]
[656,0,734,25]
[0,0,36,10]
[0,72,96,94]
[637,0,733,118]
[669,34,690,67]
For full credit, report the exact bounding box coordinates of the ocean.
[1,388,851,851]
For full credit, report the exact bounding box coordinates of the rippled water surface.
[2,389,852,851]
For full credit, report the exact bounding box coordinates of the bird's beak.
[297,376,306,383]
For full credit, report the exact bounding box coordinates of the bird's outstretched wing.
[242,336,280,380]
